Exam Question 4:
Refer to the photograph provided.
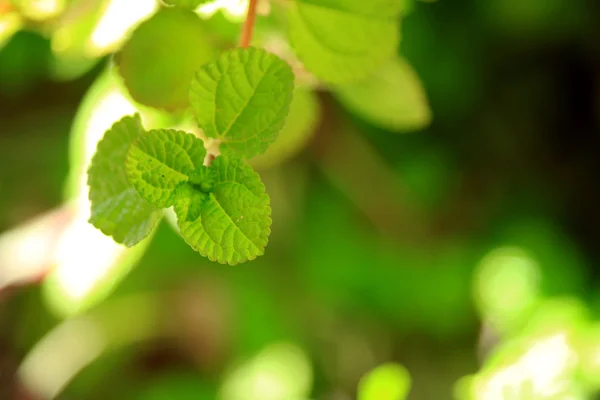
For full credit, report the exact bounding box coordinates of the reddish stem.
[0,2,13,15]
[239,0,258,48]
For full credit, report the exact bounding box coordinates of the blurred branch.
[310,94,496,247]
[15,283,231,399]
[311,94,431,245]
[17,294,165,400]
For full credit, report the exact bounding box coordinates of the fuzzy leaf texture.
[87,115,162,247]
[285,0,401,83]
[117,8,217,110]
[174,156,271,265]
[126,129,207,208]
[335,57,431,132]
[189,47,295,159]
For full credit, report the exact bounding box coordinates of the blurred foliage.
[358,363,411,400]
[1,0,600,399]
[116,7,216,110]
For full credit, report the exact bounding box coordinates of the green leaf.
[88,115,163,247]
[284,0,401,83]
[117,8,217,110]
[358,363,411,400]
[126,129,207,208]
[189,47,295,159]
[161,0,211,9]
[250,87,320,169]
[174,156,271,265]
[335,57,432,132]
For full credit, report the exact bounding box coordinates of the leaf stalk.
[239,0,259,48]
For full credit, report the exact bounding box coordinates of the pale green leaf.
[250,87,320,169]
[189,47,295,159]
[126,129,207,208]
[335,57,432,132]
[88,115,163,247]
[117,8,217,110]
[174,156,271,265]
[358,363,411,400]
[285,0,401,83]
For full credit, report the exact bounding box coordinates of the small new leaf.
[88,115,162,247]
[285,0,401,83]
[189,47,295,159]
[174,156,271,265]
[126,129,207,208]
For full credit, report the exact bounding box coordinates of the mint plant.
[87,0,421,265]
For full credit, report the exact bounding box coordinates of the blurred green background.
[1,0,600,399]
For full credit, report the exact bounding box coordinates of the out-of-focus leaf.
[493,218,588,296]
[0,31,51,96]
[473,247,542,335]
[284,0,401,83]
[220,342,313,400]
[50,0,108,80]
[42,68,157,317]
[250,87,320,169]
[335,57,431,132]
[85,0,158,56]
[457,298,590,400]
[117,7,217,110]
[358,363,411,400]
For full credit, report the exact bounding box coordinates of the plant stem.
[239,0,258,48]
[0,1,13,14]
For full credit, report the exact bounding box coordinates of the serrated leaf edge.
[87,114,163,247]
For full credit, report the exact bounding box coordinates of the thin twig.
[239,0,259,48]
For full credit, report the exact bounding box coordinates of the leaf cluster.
[89,47,293,264]
[87,0,433,265]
